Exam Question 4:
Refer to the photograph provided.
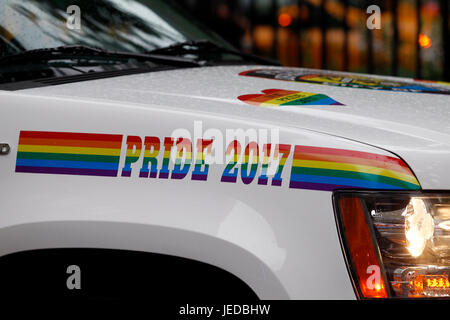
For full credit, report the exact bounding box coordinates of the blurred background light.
[419,34,432,49]
[178,0,450,81]
[278,13,292,27]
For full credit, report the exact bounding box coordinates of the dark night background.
[177,0,450,82]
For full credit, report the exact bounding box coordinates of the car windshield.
[0,0,230,57]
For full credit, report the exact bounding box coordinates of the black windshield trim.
[147,40,280,66]
[0,64,182,91]
[0,45,202,68]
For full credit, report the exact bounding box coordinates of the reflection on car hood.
[19,65,450,189]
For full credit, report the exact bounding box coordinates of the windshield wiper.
[0,45,201,68]
[147,40,280,66]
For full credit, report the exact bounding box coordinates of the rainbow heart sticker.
[238,89,344,107]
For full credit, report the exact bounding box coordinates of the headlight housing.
[333,191,450,299]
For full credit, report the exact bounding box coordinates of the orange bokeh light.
[278,13,292,27]
[419,34,432,49]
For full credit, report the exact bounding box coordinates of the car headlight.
[333,191,450,299]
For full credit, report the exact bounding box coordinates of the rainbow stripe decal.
[16,131,123,177]
[238,89,344,106]
[15,131,421,192]
[289,145,421,191]
[172,138,192,180]
[239,69,450,95]
[122,136,142,177]
[139,137,160,178]
[414,79,450,87]
[192,139,213,181]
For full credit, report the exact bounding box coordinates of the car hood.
[18,65,450,189]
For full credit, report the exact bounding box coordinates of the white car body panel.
[1,65,449,299]
[17,65,450,189]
